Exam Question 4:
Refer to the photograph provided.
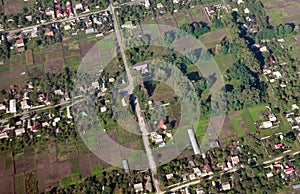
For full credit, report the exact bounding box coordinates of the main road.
[109,2,161,193]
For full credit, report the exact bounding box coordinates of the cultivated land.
[262,0,300,25]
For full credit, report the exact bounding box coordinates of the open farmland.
[199,28,228,49]
[262,0,300,25]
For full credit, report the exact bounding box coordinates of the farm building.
[123,159,130,172]
[262,121,272,129]
[188,129,201,155]
[9,99,17,113]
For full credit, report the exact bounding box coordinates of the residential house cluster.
[286,104,300,131]
[259,106,280,129]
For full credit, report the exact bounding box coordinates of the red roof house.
[275,143,284,149]
[269,56,275,63]
[56,10,63,18]
[284,166,295,174]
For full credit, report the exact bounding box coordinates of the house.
[263,66,271,74]
[134,183,143,193]
[275,143,284,149]
[284,166,295,174]
[189,161,196,167]
[156,3,164,9]
[75,3,83,10]
[45,8,55,19]
[133,64,148,74]
[292,104,299,110]
[121,21,136,29]
[173,0,179,3]
[266,172,274,178]
[166,173,174,180]
[205,6,215,16]
[221,162,228,171]
[227,161,233,169]
[293,184,300,189]
[54,89,64,95]
[45,28,54,36]
[66,2,74,16]
[56,9,63,18]
[193,167,201,177]
[237,0,244,4]
[273,71,282,79]
[109,78,115,82]
[262,121,272,129]
[123,159,130,172]
[64,24,71,31]
[20,100,30,110]
[269,56,275,63]
[9,99,17,113]
[100,106,107,113]
[148,100,153,109]
[204,164,213,175]
[280,81,287,88]
[0,104,6,110]
[210,140,220,148]
[231,156,240,166]
[295,117,300,124]
[188,129,201,155]
[244,8,250,14]
[260,46,269,52]
[15,38,24,47]
[273,163,283,170]
[269,114,277,122]
[157,119,166,129]
[222,182,231,191]
[145,0,150,8]
[189,173,196,180]
[0,133,9,140]
[15,128,25,136]
[92,81,100,89]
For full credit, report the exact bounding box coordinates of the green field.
[248,105,266,121]
[230,115,244,137]
[213,54,236,73]
[240,110,257,133]
[14,175,25,194]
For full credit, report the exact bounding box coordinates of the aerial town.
[0,0,300,193]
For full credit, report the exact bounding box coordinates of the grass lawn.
[240,110,257,133]
[117,128,141,145]
[248,105,266,121]
[213,54,235,73]
[91,163,103,177]
[14,175,25,194]
[230,114,244,137]
[195,119,209,138]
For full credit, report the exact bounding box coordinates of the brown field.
[36,161,71,190]
[28,66,44,78]
[262,0,300,25]
[14,151,36,174]
[33,49,46,65]
[4,2,22,15]
[0,177,14,194]
[190,5,210,24]
[44,60,65,74]
[25,50,34,66]
[199,28,228,48]
[44,44,64,62]
[150,82,175,103]
[79,153,109,178]
[217,116,238,145]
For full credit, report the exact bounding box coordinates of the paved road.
[165,150,300,193]
[4,0,145,34]
[109,2,161,193]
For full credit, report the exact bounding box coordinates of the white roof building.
[0,133,9,139]
[262,121,273,129]
[222,182,231,191]
[9,99,17,113]
[0,104,6,110]
[134,183,143,193]
[15,128,25,136]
